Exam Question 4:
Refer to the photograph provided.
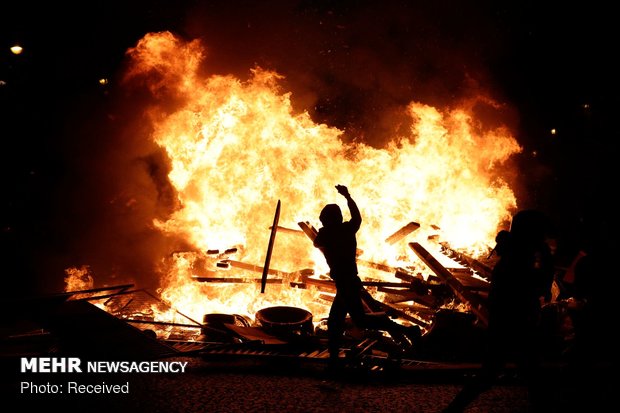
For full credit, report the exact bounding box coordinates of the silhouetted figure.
[563,212,616,365]
[313,185,419,369]
[558,219,616,412]
[570,250,610,359]
[442,209,554,412]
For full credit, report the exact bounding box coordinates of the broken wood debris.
[227,260,291,277]
[409,242,488,327]
[440,242,494,280]
[192,276,283,284]
[262,200,281,293]
[158,219,525,363]
[357,259,396,273]
[377,286,441,309]
[297,221,318,241]
[385,221,420,245]
[360,289,431,329]
[300,273,437,292]
[206,247,239,259]
[271,225,305,235]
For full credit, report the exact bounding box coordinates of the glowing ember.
[69,31,522,324]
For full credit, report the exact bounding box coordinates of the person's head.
[319,204,343,227]
[494,229,512,256]
[510,209,549,244]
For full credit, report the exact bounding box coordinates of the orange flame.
[64,265,95,292]
[113,31,521,322]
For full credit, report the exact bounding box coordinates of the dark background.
[1,0,617,297]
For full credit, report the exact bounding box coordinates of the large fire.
[66,31,521,326]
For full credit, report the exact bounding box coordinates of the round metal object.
[201,313,251,341]
[255,306,313,336]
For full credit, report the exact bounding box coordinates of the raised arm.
[336,185,361,231]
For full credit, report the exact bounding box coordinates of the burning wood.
[377,286,441,309]
[271,225,305,235]
[261,200,281,293]
[298,273,431,330]
[227,260,292,277]
[63,31,540,368]
[439,242,494,280]
[53,191,522,367]
[297,221,318,241]
[290,217,486,339]
[423,270,490,291]
[192,276,283,284]
[300,273,431,292]
[300,274,336,292]
[104,212,502,364]
[385,221,420,245]
[206,247,239,256]
[359,290,431,329]
[409,242,489,327]
[44,224,573,372]
[357,259,396,273]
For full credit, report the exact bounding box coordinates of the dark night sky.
[1,1,617,297]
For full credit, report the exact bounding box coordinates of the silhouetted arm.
[336,185,361,231]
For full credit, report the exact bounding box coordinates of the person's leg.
[344,284,420,357]
[517,325,546,411]
[327,290,348,366]
[442,332,499,413]
[357,287,421,345]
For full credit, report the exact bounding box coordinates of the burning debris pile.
[30,30,549,367]
[61,217,501,366]
[112,31,519,326]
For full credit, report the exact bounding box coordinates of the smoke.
[184,0,517,145]
[39,85,189,293]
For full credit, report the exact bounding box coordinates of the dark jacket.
[313,196,361,281]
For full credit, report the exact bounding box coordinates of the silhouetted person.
[442,209,554,412]
[314,185,419,370]
[569,248,611,361]
[558,218,616,412]
[563,211,616,366]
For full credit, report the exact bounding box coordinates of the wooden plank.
[302,275,336,291]
[270,225,305,235]
[192,276,283,284]
[297,221,318,241]
[425,271,490,291]
[371,299,431,328]
[357,259,395,273]
[385,222,420,244]
[227,260,290,277]
[262,200,281,293]
[302,274,418,290]
[349,338,378,358]
[409,242,488,327]
[451,274,490,291]
[377,286,440,308]
[360,281,424,288]
[224,325,287,345]
[440,243,494,280]
[390,303,438,316]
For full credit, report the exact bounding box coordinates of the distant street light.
[10,45,23,55]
